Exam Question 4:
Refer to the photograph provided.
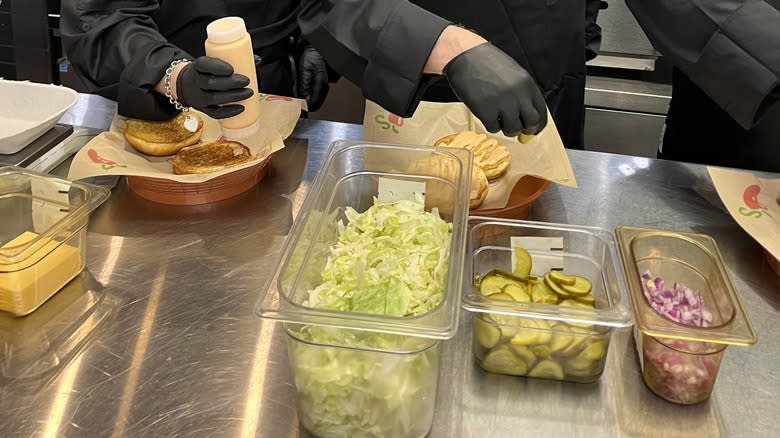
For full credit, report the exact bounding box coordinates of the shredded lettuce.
[304,193,452,317]
[290,194,451,437]
[288,333,440,438]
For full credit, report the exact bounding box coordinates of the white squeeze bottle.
[205,17,261,139]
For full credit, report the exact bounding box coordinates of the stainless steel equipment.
[584,1,672,158]
[0,95,778,437]
[588,0,659,71]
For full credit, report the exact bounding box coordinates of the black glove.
[444,43,547,137]
[176,56,254,119]
[297,45,330,112]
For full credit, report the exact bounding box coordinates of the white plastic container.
[0,79,78,154]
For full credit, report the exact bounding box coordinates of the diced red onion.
[640,271,713,327]
[643,337,721,404]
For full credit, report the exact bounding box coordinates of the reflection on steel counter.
[0,116,777,437]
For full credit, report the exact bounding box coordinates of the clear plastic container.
[0,271,119,383]
[285,327,441,438]
[616,227,757,405]
[0,167,110,316]
[257,141,472,437]
[463,218,633,383]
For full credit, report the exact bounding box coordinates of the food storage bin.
[616,227,757,405]
[0,271,118,382]
[462,218,634,383]
[0,166,110,316]
[257,141,472,437]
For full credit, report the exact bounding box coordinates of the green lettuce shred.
[304,193,452,317]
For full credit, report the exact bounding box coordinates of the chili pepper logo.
[374,113,403,134]
[262,94,293,102]
[739,184,769,218]
[87,149,127,170]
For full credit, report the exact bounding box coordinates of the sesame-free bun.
[435,131,511,180]
[171,140,253,175]
[469,165,489,209]
[412,153,489,210]
[124,113,204,157]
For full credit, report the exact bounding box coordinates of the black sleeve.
[626,0,780,129]
[585,1,605,62]
[61,0,193,120]
[298,0,451,117]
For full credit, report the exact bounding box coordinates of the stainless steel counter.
[1,95,778,438]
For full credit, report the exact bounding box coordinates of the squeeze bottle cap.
[206,17,247,44]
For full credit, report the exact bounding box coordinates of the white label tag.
[510,236,564,276]
[377,177,425,203]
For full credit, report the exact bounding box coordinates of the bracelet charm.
[164,59,198,133]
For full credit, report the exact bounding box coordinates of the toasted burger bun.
[435,131,511,180]
[469,165,489,209]
[124,113,204,157]
[412,153,489,210]
[171,140,253,175]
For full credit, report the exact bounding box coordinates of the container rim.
[255,140,472,340]
[0,167,111,265]
[462,217,634,328]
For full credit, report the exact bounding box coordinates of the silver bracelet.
[163,59,198,132]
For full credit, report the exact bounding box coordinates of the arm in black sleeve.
[626,0,780,129]
[61,0,192,120]
[585,1,606,62]
[298,0,450,117]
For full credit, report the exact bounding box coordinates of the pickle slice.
[559,328,590,356]
[480,271,513,296]
[509,329,540,346]
[473,316,501,349]
[481,346,529,376]
[490,314,521,339]
[548,271,576,286]
[559,298,592,309]
[510,319,552,345]
[513,247,533,278]
[559,276,592,296]
[531,344,552,359]
[509,344,537,367]
[526,275,542,284]
[518,133,535,144]
[531,282,559,304]
[480,269,531,296]
[544,274,573,298]
[528,359,564,380]
[548,325,574,353]
[565,356,593,374]
[503,283,531,302]
[576,341,607,362]
[573,294,596,306]
[488,292,515,302]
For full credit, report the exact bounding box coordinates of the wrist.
[424,25,487,75]
[154,60,190,99]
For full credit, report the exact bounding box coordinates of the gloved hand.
[297,45,330,112]
[444,43,547,137]
[176,56,254,119]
